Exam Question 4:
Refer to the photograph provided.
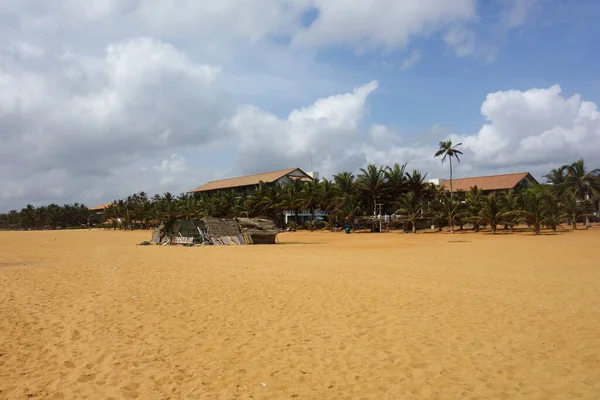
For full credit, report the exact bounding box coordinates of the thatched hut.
[236,218,279,244]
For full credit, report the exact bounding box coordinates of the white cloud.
[4,0,479,55]
[227,81,600,185]
[292,0,476,52]
[227,81,379,176]
[0,38,228,209]
[444,26,476,57]
[400,50,422,71]
[454,85,600,169]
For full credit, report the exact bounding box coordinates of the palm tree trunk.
[572,216,577,230]
[412,220,416,234]
[534,223,540,235]
[449,157,453,198]
[491,224,496,234]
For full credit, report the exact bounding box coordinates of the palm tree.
[301,179,323,222]
[333,171,356,195]
[384,163,408,210]
[510,186,552,235]
[560,193,592,230]
[434,193,464,233]
[465,186,483,231]
[395,192,427,233]
[434,139,463,197]
[478,193,504,234]
[334,193,362,231]
[544,165,567,185]
[562,159,600,227]
[280,180,304,225]
[356,164,385,216]
[499,190,521,232]
[319,179,338,229]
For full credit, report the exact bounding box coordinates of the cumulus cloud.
[0,0,575,211]
[455,85,600,169]
[227,81,379,176]
[227,82,600,185]
[0,37,228,209]
[3,0,479,55]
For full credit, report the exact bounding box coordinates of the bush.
[304,221,316,231]
[287,221,298,230]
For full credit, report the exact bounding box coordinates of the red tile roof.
[88,203,111,211]
[440,172,536,192]
[190,168,311,192]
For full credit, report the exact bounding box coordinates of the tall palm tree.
[333,171,356,195]
[434,139,463,197]
[384,163,408,209]
[280,180,305,225]
[357,164,385,216]
[301,179,323,222]
[319,179,338,228]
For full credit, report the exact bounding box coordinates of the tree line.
[1,157,598,235]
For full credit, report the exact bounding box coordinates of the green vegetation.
[1,160,598,234]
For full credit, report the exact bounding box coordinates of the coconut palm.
[478,193,504,234]
[465,186,484,231]
[434,139,463,197]
[434,193,464,233]
[301,179,323,222]
[395,192,427,233]
[333,171,356,195]
[562,159,600,227]
[279,180,305,225]
[499,190,521,232]
[544,165,567,185]
[560,193,592,230]
[334,193,362,231]
[356,164,385,215]
[318,179,337,225]
[384,163,408,209]
[510,186,555,235]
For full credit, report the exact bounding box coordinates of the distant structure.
[190,168,313,195]
[189,168,326,224]
[430,172,538,196]
[88,203,111,216]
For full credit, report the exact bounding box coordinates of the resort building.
[189,168,327,224]
[430,172,538,197]
[88,203,111,215]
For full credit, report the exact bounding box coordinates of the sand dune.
[1,228,600,399]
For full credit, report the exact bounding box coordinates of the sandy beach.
[1,228,600,399]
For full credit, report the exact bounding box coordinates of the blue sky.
[1,0,599,210]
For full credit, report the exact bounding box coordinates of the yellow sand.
[1,228,600,399]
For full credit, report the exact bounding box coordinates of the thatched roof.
[237,218,278,234]
[201,217,241,238]
[236,217,278,244]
